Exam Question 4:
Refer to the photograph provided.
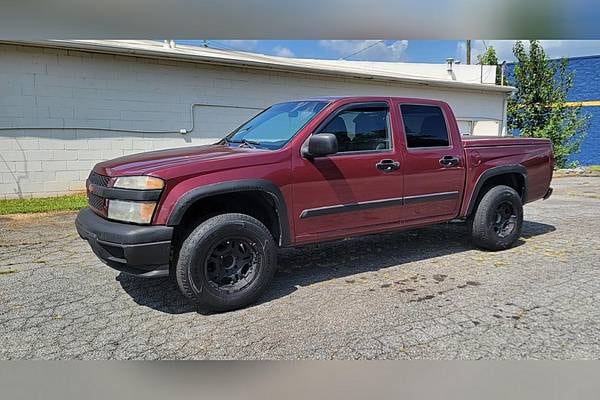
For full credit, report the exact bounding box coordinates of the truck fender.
[465,165,528,217]
[166,179,291,246]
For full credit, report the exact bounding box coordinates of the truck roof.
[282,96,449,103]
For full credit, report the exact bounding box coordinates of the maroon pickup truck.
[76,96,554,311]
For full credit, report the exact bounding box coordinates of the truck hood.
[94,144,280,177]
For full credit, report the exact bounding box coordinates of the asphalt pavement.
[1,177,599,359]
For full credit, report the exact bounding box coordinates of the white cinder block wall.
[0,43,507,199]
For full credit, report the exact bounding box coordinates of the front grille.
[87,172,110,215]
[88,192,105,211]
[89,172,110,187]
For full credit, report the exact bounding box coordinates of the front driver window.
[319,105,390,153]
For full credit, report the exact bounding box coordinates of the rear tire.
[470,185,523,251]
[175,213,277,312]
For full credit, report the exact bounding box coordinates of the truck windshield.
[224,101,328,150]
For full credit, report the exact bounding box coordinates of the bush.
[507,40,589,168]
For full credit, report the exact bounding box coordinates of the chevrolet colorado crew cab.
[76,96,554,311]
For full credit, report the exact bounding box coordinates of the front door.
[292,101,404,243]
[397,103,465,225]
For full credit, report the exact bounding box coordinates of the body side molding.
[300,191,459,219]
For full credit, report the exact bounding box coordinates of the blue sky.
[178,40,600,63]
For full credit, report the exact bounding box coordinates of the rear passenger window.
[319,105,390,152]
[400,105,449,148]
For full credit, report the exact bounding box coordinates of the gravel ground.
[0,177,599,360]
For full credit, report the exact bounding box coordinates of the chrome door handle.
[439,156,460,167]
[376,159,400,172]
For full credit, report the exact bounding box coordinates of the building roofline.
[1,40,515,94]
[549,54,600,62]
[507,53,600,66]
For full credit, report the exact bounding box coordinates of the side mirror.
[305,133,338,158]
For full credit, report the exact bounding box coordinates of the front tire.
[470,185,523,251]
[175,213,277,312]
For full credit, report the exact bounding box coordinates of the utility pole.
[466,40,471,64]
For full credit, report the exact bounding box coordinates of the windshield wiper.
[228,138,261,148]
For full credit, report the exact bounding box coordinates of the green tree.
[507,40,588,168]
[477,46,501,85]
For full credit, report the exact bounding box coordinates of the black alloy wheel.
[204,237,260,294]
[175,213,277,312]
[493,201,518,238]
[470,185,523,251]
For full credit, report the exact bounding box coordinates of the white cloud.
[457,40,600,63]
[318,40,409,61]
[272,45,295,58]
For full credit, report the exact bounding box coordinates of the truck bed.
[460,135,553,214]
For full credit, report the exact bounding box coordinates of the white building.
[0,40,513,199]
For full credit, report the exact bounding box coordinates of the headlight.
[113,176,164,190]
[108,200,157,224]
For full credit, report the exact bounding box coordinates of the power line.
[205,40,299,64]
[342,40,385,60]
[207,40,247,52]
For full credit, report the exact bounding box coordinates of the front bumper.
[75,207,173,277]
[543,187,553,200]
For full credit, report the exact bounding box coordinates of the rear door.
[291,100,404,242]
[396,101,465,224]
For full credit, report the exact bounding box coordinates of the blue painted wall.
[507,55,600,166]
